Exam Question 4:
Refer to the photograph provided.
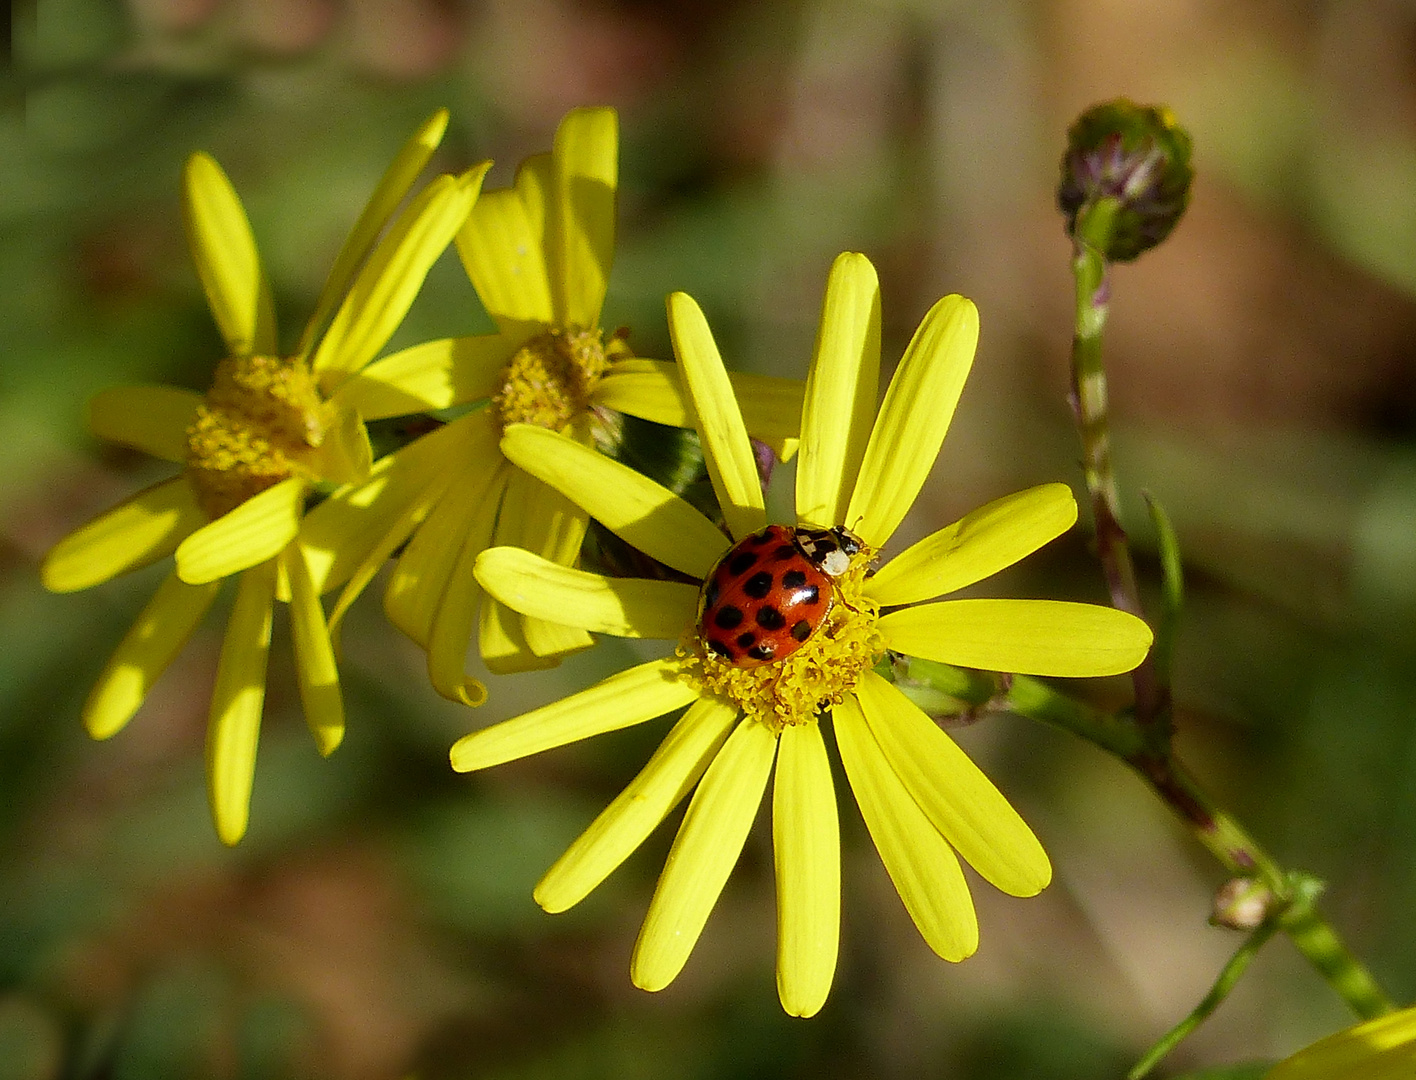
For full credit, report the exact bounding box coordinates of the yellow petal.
[521,458,590,567]
[425,467,505,707]
[864,484,1079,607]
[832,694,978,961]
[330,334,512,420]
[631,717,776,992]
[549,106,617,328]
[879,599,1154,678]
[796,252,880,529]
[517,470,595,660]
[182,152,276,358]
[314,164,491,391]
[501,423,730,580]
[174,476,304,585]
[206,559,276,846]
[323,473,455,644]
[667,291,766,541]
[535,697,739,913]
[283,545,344,756]
[457,155,554,332]
[383,456,502,648]
[87,385,201,463]
[1268,1006,1416,1080]
[478,595,560,675]
[593,358,805,462]
[475,546,699,639]
[845,295,979,547]
[854,671,1050,896]
[303,409,495,598]
[449,658,695,771]
[475,469,548,674]
[773,721,840,1018]
[42,476,205,593]
[82,571,221,740]
[296,109,451,359]
[304,403,372,487]
[475,467,569,676]
[522,616,594,665]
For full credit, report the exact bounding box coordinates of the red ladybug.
[698,524,862,667]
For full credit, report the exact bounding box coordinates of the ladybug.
[698,524,863,667]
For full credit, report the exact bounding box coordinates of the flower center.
[492,327,609,433]
[678,542,883,732]
[185,354,327,520]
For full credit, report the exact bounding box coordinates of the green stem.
[1128,918,1280,1079]
[1143,491,1184,690]
[889,655,1395,1017]
[1070,198,1165,726]
[1061,195,1393,1019]
[1279,875,1394,1021]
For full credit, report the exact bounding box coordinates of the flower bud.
[1211,876,1276,931]
[1058,99,1193,262]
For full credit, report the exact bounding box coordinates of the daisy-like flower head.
[299,107,804,704]
[452,252,1154,1016]
[41,110,489,845]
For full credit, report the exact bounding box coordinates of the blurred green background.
[7,0,1416,1077]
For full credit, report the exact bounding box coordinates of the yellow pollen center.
[677,551,883,732]
[185,354,327,520]
[492,327,609,432]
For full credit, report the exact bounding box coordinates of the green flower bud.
[1058,99,1194,262]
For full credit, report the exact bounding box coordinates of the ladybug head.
[793,525,863,579]
[828,526,862,558]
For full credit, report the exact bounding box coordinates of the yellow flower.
[1267,1006,1416,1080]
[41,110,489,845]
[451,252,1154,1016]
[299,106,803,703]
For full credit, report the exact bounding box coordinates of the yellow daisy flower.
[40,110,490,845]
[298,106,803,704]
[451,252,1154,1016]
[1267,1006,1416,1080]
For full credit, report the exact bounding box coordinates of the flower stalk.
[1278,876,1395,1021]
[1047,100,1398,1028]
[894,655,1394,1022]
[1069,196,1165,726]
[1127,915,1280,1079]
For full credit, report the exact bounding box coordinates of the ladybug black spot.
[782,569,807,589]
[799,585,821,606]
[707,640,733,659]
[790,620,813,641]
[713,605,744,630]
[756,605,785,630]
[729,551,758,575]
[748,642,776,661]
[749,532,774,546]
[736,632,756,649]
[744,572,773,599]
[772,544,797,561]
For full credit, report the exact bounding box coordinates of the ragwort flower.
[299,106,802,703]
[41,110,488,844]
[452,252,1154,1016]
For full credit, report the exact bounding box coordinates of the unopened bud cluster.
[1058,99,1194,262]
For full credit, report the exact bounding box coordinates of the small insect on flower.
[698,524,864,667]
[457,252,1156,1018]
